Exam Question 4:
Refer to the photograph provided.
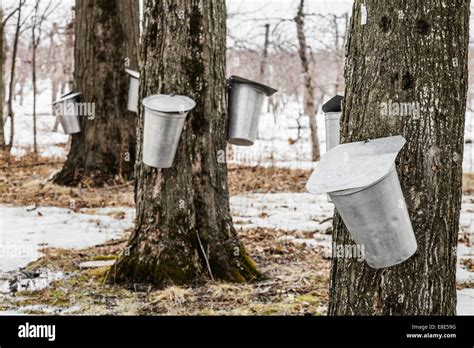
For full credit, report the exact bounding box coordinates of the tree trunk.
[31,5,38,155]
[329,0,469,315]
[53,0,139,186]
[0,8,4,149]
[110,0,261,287]
[6,3,22,152]
[295,0,320,161]
[260,23,274,113]
[332,13,347,95]
[259,24,270,81]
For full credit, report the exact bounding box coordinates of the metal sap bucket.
[227,75,277,146]
[142,94,196,168]
[306,135,417,269]
[325,112,341,151]
[322,95,343,152]
[324,112,341,203]
[322,96,343,202]
[52,92,82,134]
[125,69,140,113]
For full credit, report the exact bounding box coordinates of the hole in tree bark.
[416,19,430,35]
[379,16,391,33]
[391,72,399,83]
[402,71,414,90]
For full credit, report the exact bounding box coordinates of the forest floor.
[0,153,473,315]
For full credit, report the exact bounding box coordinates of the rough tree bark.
[53,0,139,186]
[329,0,470,315]
[0,8,4,149]
[295,0,320,161]
[110,0,260,286]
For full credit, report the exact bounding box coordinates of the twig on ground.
[319,217,333,224]
[0,161,62,170]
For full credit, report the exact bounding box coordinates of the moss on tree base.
[108,245,262,288]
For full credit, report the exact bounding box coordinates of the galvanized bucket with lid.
[306,135,417,269]
[227,75,277,146]
[142,94,196,168]
[125,69,140,113]
[322,95,343,203]
[52,91,82,134]
[322,95,343,152]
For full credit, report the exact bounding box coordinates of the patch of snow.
[0,308,26,315]
[457,243,474,284]
[457,288,474,315]
[231,193,333,233]
[4,80,69,158]
[0,205,134,273]
[231,192,474,289]
[79,260,115,269]
[278,235,331,254]
[0,269,64,294]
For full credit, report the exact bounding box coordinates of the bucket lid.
[125,69,140,79]
[142,94,196,114]
[52,92,81,105]
[228,75,277,97]
[306,135,406,195]
[322,95,343,113]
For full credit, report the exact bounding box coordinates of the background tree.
[1,7,4,149]
[4,0,25,151]
[31,0,57,154]
[111,0,260,286]
[296,0,320,161]
[0,2,22,150]
[52,18,75,132]
[329,0,470,315]
[53,0,139,186]
[227,3,348,162]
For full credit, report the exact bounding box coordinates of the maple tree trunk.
[53,0,139,186]
[111,0,260,286]
[329,0,469,315]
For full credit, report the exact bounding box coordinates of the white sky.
[3,0,474,47]
[227,0,353,50]
[228,0,353,18]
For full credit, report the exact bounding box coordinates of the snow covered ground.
[0,193,472,313]
[458,289,474,315]
[0,206,135,273]
[5,88,474,172]
[1,87,473,314]
[4,81,69,159]
[229,103,474,172]
[232,193,474,315]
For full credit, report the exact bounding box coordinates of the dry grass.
[0,153,311,208]
[1,152,472,315]
[228,165,310,195]
[0,152,324,314]
[463,172,474,195]
[460,258,474,272]
[4,152,473,209]
[0,152,134,208]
